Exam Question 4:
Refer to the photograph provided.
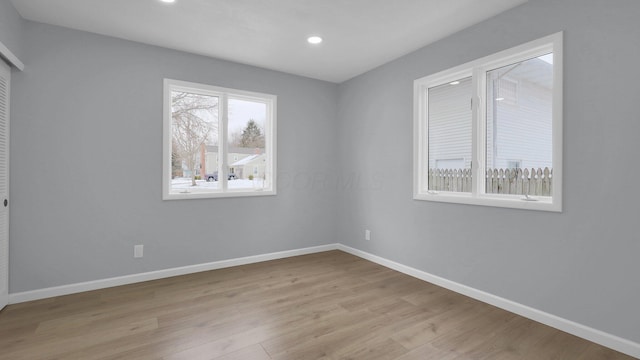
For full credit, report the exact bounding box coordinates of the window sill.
[413,191,561,212]
[163,189,276,200]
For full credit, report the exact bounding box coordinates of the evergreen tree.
[240,119,265,148]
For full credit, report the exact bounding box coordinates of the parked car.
[205,172,237,181]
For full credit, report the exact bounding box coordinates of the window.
[435,158,466,170]
[163,79,276,199]
[506,160,522,170]
[414,32,562,211]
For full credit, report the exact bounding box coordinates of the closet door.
[0,59,10,310]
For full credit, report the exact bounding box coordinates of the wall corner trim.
[0,40,24,71]
[336,244,640,359]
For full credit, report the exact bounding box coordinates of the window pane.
[227,98,267,190]
[170,91,219,194]
[428,77,472,192]
[486,54,553,196]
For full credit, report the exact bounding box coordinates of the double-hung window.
[163,79,276,200]
[414,33,562,211]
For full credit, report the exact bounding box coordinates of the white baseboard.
[8,242,639,358]
[8,244,339,304]
[336,244,640,359]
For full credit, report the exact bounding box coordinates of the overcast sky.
[228,98,266,135]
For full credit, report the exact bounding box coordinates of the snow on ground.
[171,177,266,193]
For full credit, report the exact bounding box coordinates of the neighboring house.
[429,58,553,171]
[231,153,267,179]
[196,145,264,179]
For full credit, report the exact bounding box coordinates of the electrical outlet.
[134,245,144,258]
[365,229,371,241]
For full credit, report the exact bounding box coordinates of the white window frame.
[163,79,277,200]
[413,32,563,212]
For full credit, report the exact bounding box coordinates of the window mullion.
[220,93,228,192]
[265,100,275,190]
[471,67,485,196]
[419,85,428,194]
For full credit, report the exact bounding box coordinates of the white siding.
[486,59,553,170]
[428,59,553,172]
[428,77,472,169]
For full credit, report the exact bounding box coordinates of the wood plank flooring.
[0,250,633,359]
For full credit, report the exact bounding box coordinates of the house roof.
[505,58,552,89]
[231,154,264,166]
[206,145,262,155]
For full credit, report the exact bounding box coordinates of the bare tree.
[171,142,182,178]
[171,92,218,186]
[229,130,243,148]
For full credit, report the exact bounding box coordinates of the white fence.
[428,167,552,196]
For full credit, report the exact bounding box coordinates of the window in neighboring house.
[163,79,276,199]
[414,32,562,211]
[435,159,466,169]
[506,160,522,170]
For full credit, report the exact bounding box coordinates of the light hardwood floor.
[0,250,633,359]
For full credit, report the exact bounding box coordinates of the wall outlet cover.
[134,245,144,258]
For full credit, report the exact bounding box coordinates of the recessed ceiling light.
[160,0,175,3]
[449,81,460,85]
[307,36,323,45]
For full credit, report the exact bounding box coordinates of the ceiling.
[10,0,528,83]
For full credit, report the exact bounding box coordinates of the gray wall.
[9,21,338,293]
[4,0,639,347]
[0,0,24,61]
[337,0,640,344]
